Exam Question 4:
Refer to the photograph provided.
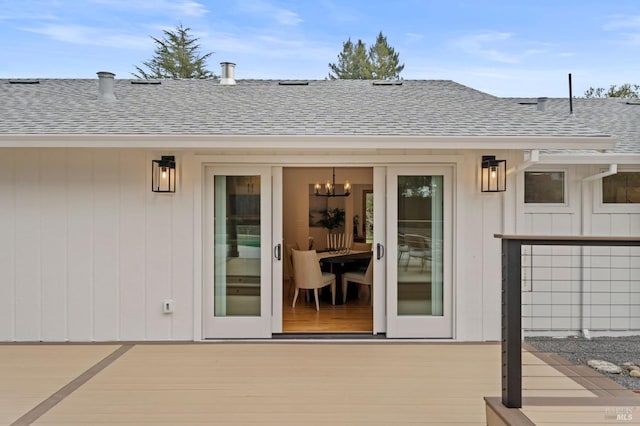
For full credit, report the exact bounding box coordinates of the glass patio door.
[386,166,453,338]
[203,166,273,338]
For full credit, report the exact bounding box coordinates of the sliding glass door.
[386,166,453,338]
[203,166,273,338]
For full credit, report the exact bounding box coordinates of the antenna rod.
[568,73,573,115]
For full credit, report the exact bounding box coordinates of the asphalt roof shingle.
[0,79,610,141]
[511,97,640,154]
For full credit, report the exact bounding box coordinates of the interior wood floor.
[282,280,373,333]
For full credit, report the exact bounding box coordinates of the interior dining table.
[317,250,373,305]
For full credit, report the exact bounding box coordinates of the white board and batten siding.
[0,149,194,342]
[516,165,640,335]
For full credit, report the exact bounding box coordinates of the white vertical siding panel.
[145,155,173,340]
[629,214,640,235]
[610,214,630,236]
[530,213,552,235]
[66,151,94,340]
[481,193,503,341]
[93,151,120,340]
[521,214,533,234]
[40,150,68,340]
[13,150,41,340]
[591,214,611,235]
[118,151,147,340]
[0,150,15,340]
[171,153,194,339]
[456,156,484,341]
[550,214,575,235]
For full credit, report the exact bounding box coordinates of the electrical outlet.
[163,299,175,314]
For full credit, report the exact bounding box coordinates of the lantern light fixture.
[481,155,506,192]
[315,167,351,197]
[152,155,176,193]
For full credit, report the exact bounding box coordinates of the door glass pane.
[214,175,261,316]
[365,191,374,243]
[397,175,443,316]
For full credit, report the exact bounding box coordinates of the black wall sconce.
[481,155,506,192]
[152,155,176,193]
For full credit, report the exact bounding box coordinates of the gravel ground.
[525,335,640,391]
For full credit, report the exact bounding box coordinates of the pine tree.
[328,32,403,80]
[133,24,215,79]
[368,32,404,80]
[327,39,371,79]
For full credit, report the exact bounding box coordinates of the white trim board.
[0,134,615,150]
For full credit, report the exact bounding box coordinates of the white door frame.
[193,155,462,340]
[386,165,454,338]
[202,165,273,338]
[271,167,283,334]
[372,166,387,334]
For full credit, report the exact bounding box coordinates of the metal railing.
[495,234,640,408]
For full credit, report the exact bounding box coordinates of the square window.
[525,171,565,203]
[603,172,640,203]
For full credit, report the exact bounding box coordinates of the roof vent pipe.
[219,62,236,85]
[536,97,548,112]
[568,73,574,115]
[97,71,116,101]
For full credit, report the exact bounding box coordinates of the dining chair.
[398,233,409,264]
[284,243,299,299]
[404,234,431,271]
[327,233,351,253]
[341,258,373,304]
[291,249,336,311]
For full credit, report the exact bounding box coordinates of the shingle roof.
[510,98,640,154]
[0,79,609,140]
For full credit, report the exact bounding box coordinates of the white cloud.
[237,0,302,26]
[603,15,640,31]
[22,24,151,49]
[403,63,582,97]
[602,14,640,45]
[89,0,208,17]
[274,9,302,26]
[257,35,304,48]
[454,31,549,64]
[405,32,424,43]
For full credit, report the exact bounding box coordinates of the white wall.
[515,164,640,335]
[0,150,514,342]
[0,149,194,341]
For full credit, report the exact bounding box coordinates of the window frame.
[594,167,640,213]
[522,167,572,213]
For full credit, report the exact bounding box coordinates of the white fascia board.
[539,153,640,164]
[0,134,615,150]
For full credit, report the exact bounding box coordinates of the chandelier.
[315,167,351,197]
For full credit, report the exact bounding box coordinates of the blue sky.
[1,0,639,97]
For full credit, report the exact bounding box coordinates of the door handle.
[274,243,282,260]
[376,243,385,260]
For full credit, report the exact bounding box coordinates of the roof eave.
[539,152,640,165]
[0,134,616,150]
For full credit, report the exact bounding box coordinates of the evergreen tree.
[328,32,403,80]
[327,38,371,79]
[133,24,215,79]
[368,32,404,80]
